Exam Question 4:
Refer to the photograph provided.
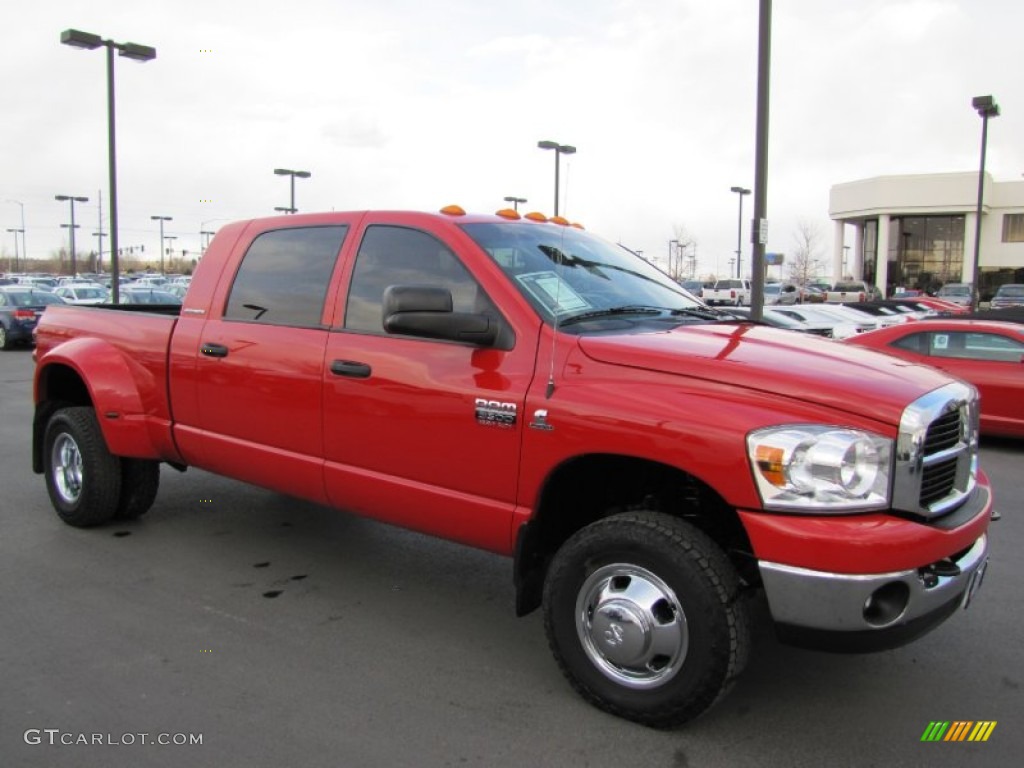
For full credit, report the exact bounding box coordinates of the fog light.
[863,582,910,627]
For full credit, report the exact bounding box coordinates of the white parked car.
[53,283,108,305]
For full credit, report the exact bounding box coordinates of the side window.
[344,225,489,333]
[224,226,347,327]
[891,333,927,354]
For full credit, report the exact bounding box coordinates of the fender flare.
[34,337,179,470]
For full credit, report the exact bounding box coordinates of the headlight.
[747,426,892,512]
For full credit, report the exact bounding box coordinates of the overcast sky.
[2,0,1020,278]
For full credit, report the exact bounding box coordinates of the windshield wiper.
[560,305,667,326]
[667,306,739,321]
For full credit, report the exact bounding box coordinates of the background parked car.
[679,279,704,299]
[990,284,1024,309]
[730,306,837,337]
[115,287,183,305]
[767,305,865,339]
[0,286,66,349]
[705,278,752,306]
[763,282,799,305]
[844,319,1024,437]
[935,282,973,306]
[825,280,883,303]
[53,283,109,305]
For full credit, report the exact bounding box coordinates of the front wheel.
[43,407,122,527]
[543,511,750,728]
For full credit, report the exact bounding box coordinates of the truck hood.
[576,323,954,427]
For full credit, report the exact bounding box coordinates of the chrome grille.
[892,382,979,519]
[923,410,961,454]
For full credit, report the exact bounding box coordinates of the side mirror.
[382,285,498,347]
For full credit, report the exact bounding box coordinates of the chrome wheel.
[576,563,689,689]
[51,432,84,505]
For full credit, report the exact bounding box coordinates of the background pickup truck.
[32,208,994,728]
[704,278,752,306]
[826,280,883,303]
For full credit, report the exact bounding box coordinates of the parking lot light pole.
[56,195,89,276]
[164,235,177,267]
[5,199,26,264]
[151,215,172,275]
[971,94,999,311]
[537,141,576,217]
[6,228,23,272]
[61,29,156,303]
[274,168,311,214]
[730,186,751,278]
[503,196,527,212]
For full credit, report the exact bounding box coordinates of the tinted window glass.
[225,226,347,327]
[345,226,487,333]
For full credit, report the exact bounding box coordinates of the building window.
[1002,213,1024,243]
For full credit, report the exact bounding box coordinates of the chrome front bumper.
[759,533,988,646]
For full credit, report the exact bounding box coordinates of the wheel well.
[513,454,758,616]
[33,363,92,473]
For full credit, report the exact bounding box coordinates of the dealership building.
[829,172,1024,298]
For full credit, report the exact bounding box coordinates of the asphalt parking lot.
[1,346,1021,768]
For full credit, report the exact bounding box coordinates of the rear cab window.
[224,226,349,327]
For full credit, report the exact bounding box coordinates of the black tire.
[43,407,122,527]
[543,511,750,728]
[0,323,12,350]
[114,459,160,520]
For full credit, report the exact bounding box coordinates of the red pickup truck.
[32,208,994,727]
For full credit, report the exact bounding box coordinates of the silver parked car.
[990,284,1024,309]
[763,282,799,305]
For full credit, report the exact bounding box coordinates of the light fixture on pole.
[503,196,527,212]
[93,231,105,273]
[970,94,999,311]
[164,235,177,265]
[273,168,311,214]
[200,230,216,253]
[6,228,23,272]
[61,29,156,302]
[5,199,26,263]
[151,215,172,275]
[537,141,576,217]
[730,186,751,279]
[56,194,89,276]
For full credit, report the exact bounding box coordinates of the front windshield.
[460,221,702,323]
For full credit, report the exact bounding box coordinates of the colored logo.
[921,721,997,742]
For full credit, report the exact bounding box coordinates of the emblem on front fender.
[474,398,517,428]
[529,409,554,431]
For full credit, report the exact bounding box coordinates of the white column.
[832,220,845,283]
[876,214,890,296]
[853,224,864,280]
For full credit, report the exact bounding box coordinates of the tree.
[788,219,826,286]
[669,224,698,281]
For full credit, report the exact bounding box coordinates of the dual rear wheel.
[43,406,159,527]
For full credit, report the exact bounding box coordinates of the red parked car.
[845,319,1024,437]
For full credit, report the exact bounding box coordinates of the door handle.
[200,342,229,358]
[330,360,372,378]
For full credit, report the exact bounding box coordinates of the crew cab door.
[322,220,539,553]
[175,224,349,502]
